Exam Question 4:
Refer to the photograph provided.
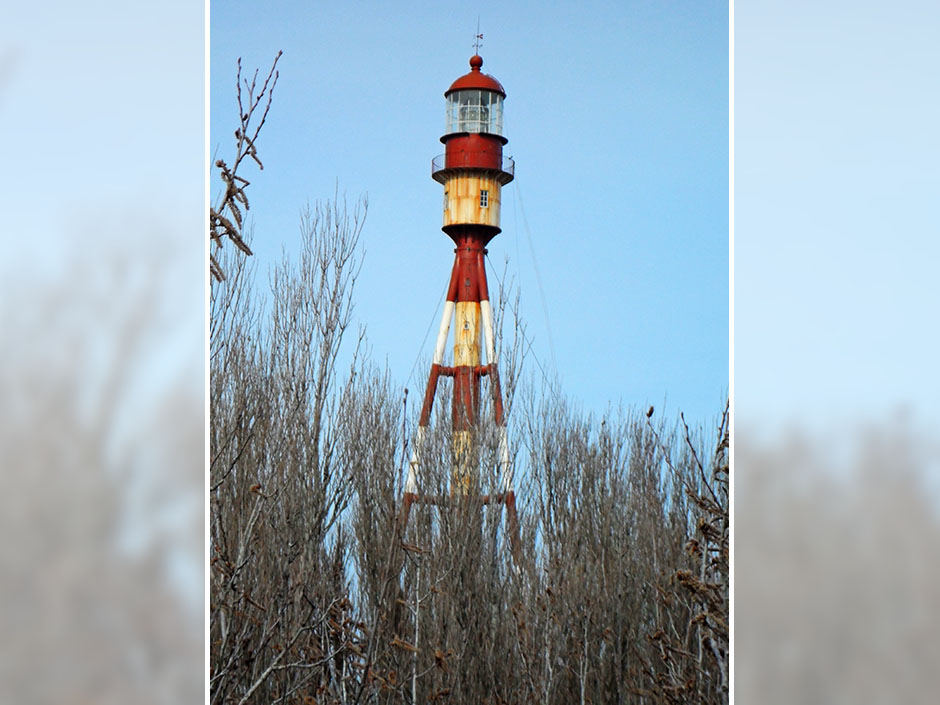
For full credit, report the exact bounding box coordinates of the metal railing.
[431,153,515,177]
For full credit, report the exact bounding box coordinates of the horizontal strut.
[432,363,494,377]
[406,492,516,507]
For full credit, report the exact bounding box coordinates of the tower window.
[480,189,489,208]
[444,191,449,211]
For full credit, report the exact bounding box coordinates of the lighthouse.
[401,54,519,553]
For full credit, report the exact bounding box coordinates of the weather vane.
[474,17,483,54]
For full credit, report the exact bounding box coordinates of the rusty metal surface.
[432,155,514,185]
[441,174,503,230]
[444,133,503,168]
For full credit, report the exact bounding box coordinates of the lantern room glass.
[446,90,503,136]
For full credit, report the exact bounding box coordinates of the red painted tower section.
[400,55,520,556]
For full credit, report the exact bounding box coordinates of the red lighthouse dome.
[445,54,506,97]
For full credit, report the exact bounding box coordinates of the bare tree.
[211,210,729,702]
[210,51,282,281]
[635,402,729,704]
[210,197,370,705]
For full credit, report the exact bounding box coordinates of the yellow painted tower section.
[454,301,481,366]
[442,171,502,229]
[453,430,474,494]
[452,300,481,495]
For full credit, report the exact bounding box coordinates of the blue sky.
[211,0,729,430]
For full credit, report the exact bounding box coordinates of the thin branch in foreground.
[210,50,282,281]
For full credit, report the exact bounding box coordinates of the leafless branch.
[210,51,282,281]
